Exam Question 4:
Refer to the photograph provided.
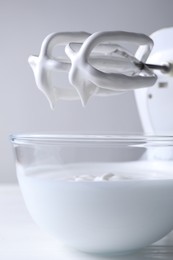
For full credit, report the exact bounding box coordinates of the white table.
[0,185,173,260]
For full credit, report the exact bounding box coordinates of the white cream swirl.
[71,173,132,182]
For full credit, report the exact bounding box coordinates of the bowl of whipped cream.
[10,134,173,255]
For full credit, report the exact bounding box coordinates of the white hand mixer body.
[133,27,173,160]
[135,27,173,134]
[29,31,160,108]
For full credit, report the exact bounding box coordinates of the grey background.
[1,0,173,182]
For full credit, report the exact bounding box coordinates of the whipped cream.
[28,31,157,108]
[24,162,173,182]
[17,161,173,253]
[68,172,133,181]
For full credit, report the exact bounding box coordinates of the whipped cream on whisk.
[28,31,157,108]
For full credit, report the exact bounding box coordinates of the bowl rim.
[9,133,173,145]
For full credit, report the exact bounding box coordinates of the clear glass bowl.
[10,134,173,255]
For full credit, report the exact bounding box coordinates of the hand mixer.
[134,27,173,135]
[28,30,173,109]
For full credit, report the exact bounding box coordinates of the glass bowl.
[10,134,173,255]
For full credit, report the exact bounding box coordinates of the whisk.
[28,31,173,108]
